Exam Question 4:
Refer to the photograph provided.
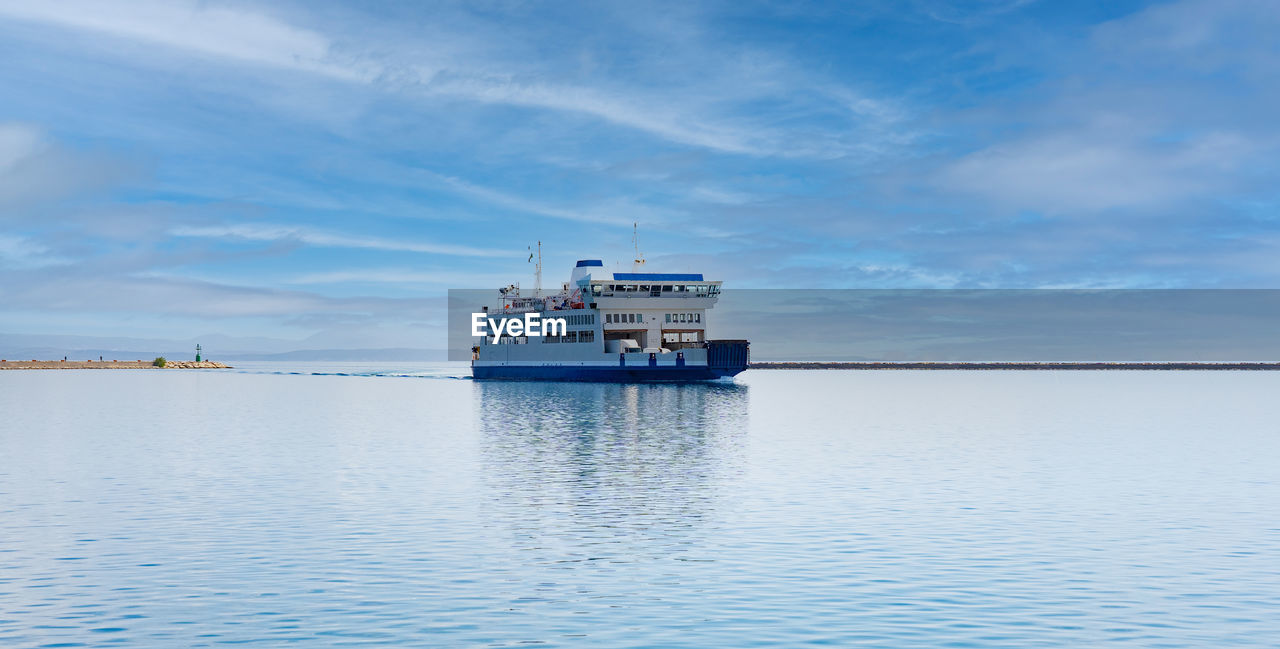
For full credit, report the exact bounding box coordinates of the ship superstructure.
[471,259,749,381]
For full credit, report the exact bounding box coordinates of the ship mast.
[632,223,645,272]
[534,240,542,297]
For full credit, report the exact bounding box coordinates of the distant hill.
[220,348,446,361]
[0,333,445,362]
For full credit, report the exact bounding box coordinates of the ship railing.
[662,341,707,351]
[595,290,714,298]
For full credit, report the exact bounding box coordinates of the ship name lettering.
[472,313,567,339]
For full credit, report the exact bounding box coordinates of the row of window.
[602,312,703,325]
[542,331,595,344]
[605,313,645,325]
[593,284,719,296]
[559,314,594,326]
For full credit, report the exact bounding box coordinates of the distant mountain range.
[0,333,446,362]
[222,348,446,361]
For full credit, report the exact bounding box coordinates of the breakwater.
[0,360,232,370]
[750,361,1280,370]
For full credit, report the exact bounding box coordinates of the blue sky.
[2,0,1278,351]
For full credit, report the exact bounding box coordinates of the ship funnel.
[570,259,603,285]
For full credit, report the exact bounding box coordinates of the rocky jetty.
[156,361,232,369]
[0,360,232,370]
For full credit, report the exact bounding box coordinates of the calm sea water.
[2,365,1278,647]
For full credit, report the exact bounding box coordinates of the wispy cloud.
[422,77,767,156]
[0,122,133,208]
[421,171,632,226]
[286,268,517,287]
[0,122,42,171]
[170,224,512,257]
[911,0,1039,25]
[2,271,391,318]
[0,233,69,269]
[935,131,1261,213]
[0,0,901,159]
[920,0,1280,220]
[0,0,373,81]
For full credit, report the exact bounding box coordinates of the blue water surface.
[1,365,1278,647]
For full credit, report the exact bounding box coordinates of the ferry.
[471,259,749,381]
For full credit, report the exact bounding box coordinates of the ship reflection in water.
[5,370,1279,647]
[474,380,749,564]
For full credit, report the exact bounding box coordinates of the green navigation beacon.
[195,344,202,362]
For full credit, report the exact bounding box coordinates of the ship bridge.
[584,273,721,299]
[574,270,722,353]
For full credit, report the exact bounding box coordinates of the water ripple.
[1,368,1278,646]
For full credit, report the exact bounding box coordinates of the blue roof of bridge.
[611,273,704,281]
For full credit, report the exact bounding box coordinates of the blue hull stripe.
[472,365,743,382]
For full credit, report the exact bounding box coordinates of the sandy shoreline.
[0,360,232,370]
